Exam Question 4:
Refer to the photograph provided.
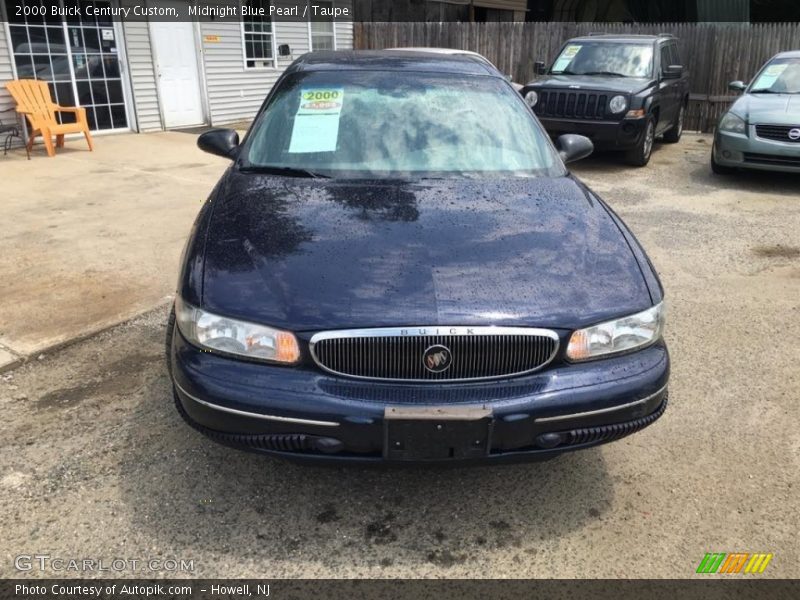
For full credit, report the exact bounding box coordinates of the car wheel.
[711,149,735,175]
[625,117,655,167]
[165,304,176,377]
[664,105,685,143]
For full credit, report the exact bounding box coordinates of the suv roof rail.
[657,32,676,38]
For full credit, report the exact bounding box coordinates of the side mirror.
[556,134,593,164]
[534,60,546,75]
[663,65,683,79]
[729,80,747,93]
[197,128,239,160]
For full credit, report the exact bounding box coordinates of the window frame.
[307,0,337,52]
[241,0,278,70]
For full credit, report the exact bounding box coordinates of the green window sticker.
[288,88,345,153]
[553,45,582,72]
[753,63,788,90]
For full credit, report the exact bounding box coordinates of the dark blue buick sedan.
[167,50,669,463]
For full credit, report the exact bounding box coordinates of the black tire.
[625,117,656,167]
[663,104,685,144]
[165,304,176,377]
[711,151,735,175]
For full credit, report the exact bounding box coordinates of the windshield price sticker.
[755,63,788,89]
[289,88,345,153]
[554,45,581,72]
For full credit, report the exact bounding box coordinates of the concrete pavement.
[0,132,230,369]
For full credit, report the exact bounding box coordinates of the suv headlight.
[566,302,665,362]
[719,112,746,134]
[609,95,628,114]
[175,297,300,364]
[524,90,538,107]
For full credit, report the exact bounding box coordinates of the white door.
[150,15,204,128]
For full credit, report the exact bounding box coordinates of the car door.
[657,42,678,134]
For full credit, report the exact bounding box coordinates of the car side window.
[660,45,672,75]
[669,43,681,67]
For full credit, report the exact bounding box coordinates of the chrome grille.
[755,124,800,143]
[309,327,560,382]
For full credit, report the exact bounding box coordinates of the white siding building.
[0,0,353,135]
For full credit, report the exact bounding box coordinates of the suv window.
[660,45,672,75]
[550,41,654,78]
[670,43,681,66]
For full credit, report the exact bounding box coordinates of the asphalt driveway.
[0,136,798,578]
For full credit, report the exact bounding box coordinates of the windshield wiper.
[750,88,790,94]
[239,165,331,178]
[580,71,629,77]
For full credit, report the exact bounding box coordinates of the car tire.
[663,105,685,143]
[166,304,176,377]
[625,117,655,167]
[711,150,735,175]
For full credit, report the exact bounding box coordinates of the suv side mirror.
[663,65,683,79]
[729,80,747,93]
[534,60,546,75]
[198,128,240,160]
[556,134,593,164]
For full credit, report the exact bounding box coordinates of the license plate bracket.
[383,406,493,460]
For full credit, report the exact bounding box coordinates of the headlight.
[719,112,746,134]
[609,95,628,114]
[566,302,665,362]
[175,297,300,364]
[524,90,538,107]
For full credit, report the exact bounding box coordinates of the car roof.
[567,34,668,44]
[774,50,800,59]
[287,50,500,77]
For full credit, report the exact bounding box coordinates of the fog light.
[723,150,731,158]
[536,432,565,449]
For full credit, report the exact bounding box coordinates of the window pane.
[85,106,98,129]
[49,55,72,81]
[312,35,334,51]
[26,26,47,50]
[9,25,30,52]
[111,104,127,129]
[82,28,101,52]
[107,79,123,103]
[94,105,112,129]
[13,55,35,78]
[77,80,92,105]
[54,82,76,108]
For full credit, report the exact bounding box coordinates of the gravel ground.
[1,135,798,578]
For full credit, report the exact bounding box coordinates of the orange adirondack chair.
[5,79,94,157]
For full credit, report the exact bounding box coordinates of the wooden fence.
[354,21,800,132]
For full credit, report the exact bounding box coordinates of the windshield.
[750,57,800,94]
[550,42,654,78]
[243,71,561,179]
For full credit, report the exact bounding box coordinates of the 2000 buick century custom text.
[166,50,669,464]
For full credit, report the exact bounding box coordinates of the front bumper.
[714,127,800,173]
[170,327,669,464]
[539,117,646,150]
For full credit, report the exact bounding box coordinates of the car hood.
[731,93,800,123]
[200,174,653,332]
[528,75,653,95]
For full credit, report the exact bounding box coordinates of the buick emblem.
[789,128,800,141]
[423,345,452,373]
